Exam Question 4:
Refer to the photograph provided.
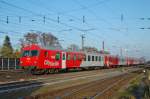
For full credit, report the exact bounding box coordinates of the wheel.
[49,69,55,74]
[31,69,44,75]
[54,69,59,73]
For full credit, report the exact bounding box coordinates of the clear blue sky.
[0,0,150,60]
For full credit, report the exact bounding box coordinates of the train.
[20,44,144,74]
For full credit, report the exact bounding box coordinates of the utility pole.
[102,41,104,52]
[121,14,124,22]
[43,16,46,24]
[6,16,9,24]
[83,16,85,23]
[57,16,60,23]
[79,28,95,51]
[81,34,85,51]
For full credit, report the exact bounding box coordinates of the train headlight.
[20,61,23,64]
[34,61,37,65]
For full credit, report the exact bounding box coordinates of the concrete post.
[15,58,17,70]
[2,58,3,70]
[148,69,150,80]
[8,58,9,70]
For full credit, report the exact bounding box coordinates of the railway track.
[0,70,124,94]
[30,70,142,99]
[0,67,115,83]
[91,74,133,99]
[0,66,140,84]
[0,67,142,99]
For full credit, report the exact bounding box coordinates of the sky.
[0,0,150,60]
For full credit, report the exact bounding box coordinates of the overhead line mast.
[81,34,85,51]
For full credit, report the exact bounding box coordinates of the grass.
[114,74,143,99]
[114,70,150,99]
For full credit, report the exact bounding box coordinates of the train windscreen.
[31,50,38,56]
[22,50,38,57]
[22,50,30,57]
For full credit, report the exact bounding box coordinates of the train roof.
[22,44,142,60]
[22,44,84,54]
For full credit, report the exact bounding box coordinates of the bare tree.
[21,32,62,50]
[24,32,38,44]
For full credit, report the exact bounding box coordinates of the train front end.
[20,44,40,71]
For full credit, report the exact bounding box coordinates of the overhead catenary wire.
[71,0,117,36]
[0,0,84,31]
[25,0,118,42]
[0,18,78,46]
[60,0,111,15]
[25,0,95,28]
[0,13,81,43]
[72,0,117,27]
[0,0,107,47]
[0,0,141,53]
[0,0,110,35]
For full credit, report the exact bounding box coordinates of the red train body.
[20,44,143,74]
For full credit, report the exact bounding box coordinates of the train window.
[74,55,76,60]
[122,58,124,62]
[95,56,98,61]
[22,50,30,57]
[67,54,70,60]
[55,53,60,60]
[92,56,94,61]
[44,51,48,57]
[88,55,91,61]
[31,50,38,56]
[78,55,80,60]
[99,56,101,61]
[63,53,66,60]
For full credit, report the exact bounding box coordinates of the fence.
[0,58,20,70]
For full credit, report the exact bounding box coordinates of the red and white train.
[20,44,144,74]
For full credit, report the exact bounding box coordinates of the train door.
[101,55,104,66]
[62,52,66,69]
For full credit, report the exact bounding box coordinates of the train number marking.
[44,60,59,66]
